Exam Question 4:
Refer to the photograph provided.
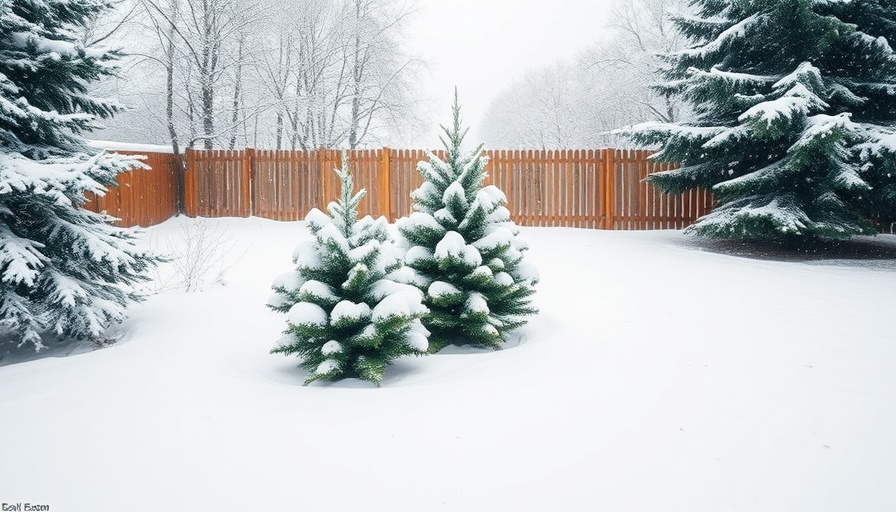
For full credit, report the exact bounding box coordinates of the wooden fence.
[84,147,714,229]
[182,148,714,229]
[84,151,179,227]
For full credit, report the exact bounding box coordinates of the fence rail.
[85,147,715,230]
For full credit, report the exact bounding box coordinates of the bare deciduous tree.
[583,0,689,124]
[92,0,423,151]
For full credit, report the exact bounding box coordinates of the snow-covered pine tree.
[0,0,158,349]
[626,0,896,240]
[397,93,538,352]
[268,154,429,385]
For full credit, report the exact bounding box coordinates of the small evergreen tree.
[626,0,896,241]
[268,155,429,385]
[397,93,538,352]
[0,0,157,349]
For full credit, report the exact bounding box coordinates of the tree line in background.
[88,0,685,152]
[480,0,690,149]
[93,0,423,152]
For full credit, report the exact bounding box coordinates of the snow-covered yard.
[1,216,895,511]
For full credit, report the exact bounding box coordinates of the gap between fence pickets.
[85,147,716,229]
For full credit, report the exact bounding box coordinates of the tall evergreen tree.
[626,0,896,240]
[268,156,429,385]
[0,0,157,349]
[397,94,538,352]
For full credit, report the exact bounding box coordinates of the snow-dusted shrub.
[396,93,538,351]
[268,155,428,385]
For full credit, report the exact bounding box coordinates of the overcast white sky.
[403,0,616,146]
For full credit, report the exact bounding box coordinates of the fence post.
[603,149,616,230]
[380,147,392,221]
[184,148,196,217]
[319,148,331,206]
[242,148,254,217]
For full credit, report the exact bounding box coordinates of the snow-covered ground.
[1,216,895,512]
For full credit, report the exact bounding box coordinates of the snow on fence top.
[87,140,177,154]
